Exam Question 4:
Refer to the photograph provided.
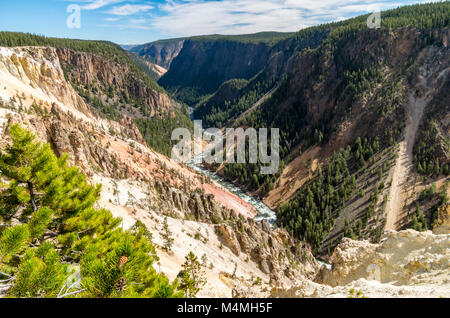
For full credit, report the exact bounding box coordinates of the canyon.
[0,2,449,298]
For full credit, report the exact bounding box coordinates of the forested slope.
[186,2,450,255]
[0,32,192,157]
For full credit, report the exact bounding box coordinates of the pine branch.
[57,279,82,298]
[77,228,91,240]
[27,181,38,212]
[57,289,86,298]
[0,271,15,283]
[0,277,14,283]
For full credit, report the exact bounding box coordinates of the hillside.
[129,32,292,69]
[155,2,450,256]
[0,40,317,298]
[129,32,293,105]
[0,32,194,157]
[129,37,186,69]
[127,52,168,81]
[0,2,449,299]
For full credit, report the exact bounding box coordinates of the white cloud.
[151,0,436,38]
[105,17,121,21]
[80,0,126,10]
[130,18,148,24]
[107,4,154,16]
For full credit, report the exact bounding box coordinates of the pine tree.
[0,124,182,298]
[179,252,206,298]
[8,242,67,298]
[161,217,174,251]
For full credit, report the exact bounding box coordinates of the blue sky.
[0,0,438,45]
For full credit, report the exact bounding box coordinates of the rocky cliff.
[130,38,185,69]
[265,227,449,298]
[0,46,91,118]
[57,48,176,118]
[158,39,275,105]
[185,3,450,258]
[95,175,318,297]
[0,44,318,297]
[316,229,449,287]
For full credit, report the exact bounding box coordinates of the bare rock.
[215,224,241,256]
[433,203,450,235]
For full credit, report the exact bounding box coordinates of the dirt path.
[385,87,428,230]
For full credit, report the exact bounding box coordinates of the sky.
[0,0,439,45]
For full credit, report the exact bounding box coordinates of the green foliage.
[159,35,284,105]
[179,252,206,298]
[0,32,193,161]
[189,2,448,121]
[221,149,284,195]
[348,289,367,298]
[409,183,448,232]
[278,135,396,252]
[278,147,355,250]
[185,32,293,45]
[194,77,275,128]
[88,94,123,122]
[0,225,30,260]
[200,2,442,215]
[135,108,193,157]
[0,124,101,219]
[413,78,449,177]
[73,75,193,159]
[0,32,164,93]
[161,217,174,252]
[28,207,54,240]
[80,231,179,298]
[8,242,68,298]
[410,203,428,232]
[127,52,163,81]
[0,125,182,298]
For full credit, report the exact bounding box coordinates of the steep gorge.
[129,38,185,69]
[0,2,449,298]
[0,43,318,297]
[128,3,450,259]
[158,39,274,105]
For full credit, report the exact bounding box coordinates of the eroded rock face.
[214,220,318,281]
[316,229,450,287]
[0,45,322,298]
[153,177,320,285]
[0,46,187,183]
[215,224,241,256]
[434,203,450,234]
[266,228,450,298]
[56,48,176,116]
[153,179,232,222]
[0,47,91,117]
[119,115,144,144]
[130,39,185,69]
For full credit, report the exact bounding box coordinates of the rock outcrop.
[130,39,185,69]
[57,48,176,117]
[268,229,449,298]
[152,176,318,283]
[316,229,450,287]
[0,46,91,117]
[433,203,450,235]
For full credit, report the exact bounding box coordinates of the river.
[186,112,277,224]
[185,155,277,224]
[186,112,331,269]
